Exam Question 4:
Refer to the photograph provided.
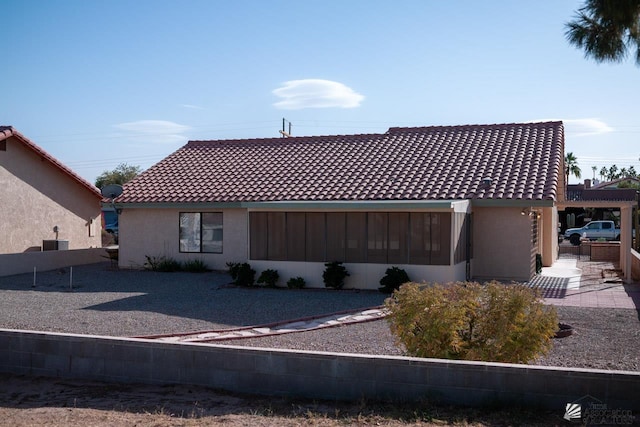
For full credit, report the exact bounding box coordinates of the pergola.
[558,188,638,283]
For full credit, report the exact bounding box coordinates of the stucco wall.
[118,208,248,270]
[472,207,534,282]
[0,136,101,254]
[0,248,108,277]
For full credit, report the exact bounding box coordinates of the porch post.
[621,205,632,283]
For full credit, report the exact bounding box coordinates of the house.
[114,121,564,289]
[0,126,103,254]
[591,177,640,190]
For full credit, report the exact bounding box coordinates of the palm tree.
[591,165,597,180]
[599,166,608,181]
[608,164,619,180]
[565,152,582,186]
[565,0,640,66]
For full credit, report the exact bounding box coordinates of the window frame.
[179,212,223,254]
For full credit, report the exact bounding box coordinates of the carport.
[558,188,638,284]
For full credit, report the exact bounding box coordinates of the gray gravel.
[1,262,638,371]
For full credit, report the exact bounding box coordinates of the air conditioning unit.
[42,240,69,251]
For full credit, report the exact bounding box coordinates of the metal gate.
[558,243,591,260]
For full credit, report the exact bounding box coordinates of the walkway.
[528,256,640,309]
[136,306,387,343]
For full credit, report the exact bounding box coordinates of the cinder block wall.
[0,329,638,411]
[0,249,108,277]
[590,242,620,262]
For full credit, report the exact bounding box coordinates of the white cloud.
[273,79,365,110]
[530,118,614,137]
[563,118,614,137]
[180,104,205,110]
[113,120,191,143]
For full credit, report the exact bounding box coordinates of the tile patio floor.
[528,255,640,309]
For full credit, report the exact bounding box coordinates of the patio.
[528,254,640,308]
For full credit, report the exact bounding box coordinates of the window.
[179,212,223,253]
[345,212,367,262]
[249,211,452,265]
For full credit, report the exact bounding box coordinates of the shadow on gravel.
[623,284,640,321]
[0,262,387,328]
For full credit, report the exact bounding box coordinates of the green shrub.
[323,261,350,289]
[287,277,306,289]
[379,266,411,294]
[144,255,181,272]
[385,281,558,364]
[226,262,255,286]
[182,259,209,273]
[257,269,279,287]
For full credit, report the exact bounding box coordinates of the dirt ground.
[0,374,567,426]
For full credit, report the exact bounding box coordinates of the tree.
[608,164,619,180]
[591,165,597,179]
[95,163,142,189]
[565,152,582,184]
[566,0,640,66]
[599,166,608,181]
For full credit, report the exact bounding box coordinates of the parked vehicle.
[564,220,619,246]
[102,208,119,241]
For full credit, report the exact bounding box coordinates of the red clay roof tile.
[118,122,563,204]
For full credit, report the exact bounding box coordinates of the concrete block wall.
[590,242,620,262]
[0,329,638,411]
[0,248,109,277]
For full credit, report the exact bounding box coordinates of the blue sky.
[2,0,639,185]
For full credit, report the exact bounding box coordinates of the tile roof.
[0,126,102,198]
[118,121,564,204]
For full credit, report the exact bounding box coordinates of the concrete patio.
[528,255,640,309]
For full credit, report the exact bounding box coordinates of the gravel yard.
[1,262,639,371]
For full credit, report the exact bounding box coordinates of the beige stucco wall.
[119,204,471,288]
[0,136,102,254]
[471,206,535,282]
[118,207,248,270]
[538,206,559,267]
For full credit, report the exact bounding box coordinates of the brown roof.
[0,126,102,198]
[118,121,564,204]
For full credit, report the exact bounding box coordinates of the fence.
[0,329,638,412]
[0,248,109,277]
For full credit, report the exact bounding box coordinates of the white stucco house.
[114,121,565,289]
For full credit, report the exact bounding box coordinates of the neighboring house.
[591,177,640,189]
[0,126,103,254]
[115,122,564,289]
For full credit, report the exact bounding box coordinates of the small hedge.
[287,277,306,289]
[385,281,558,364]
[379,266,411,294]
[257,269,279,287]
[323,261,350,289]
[226,262,256,286]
